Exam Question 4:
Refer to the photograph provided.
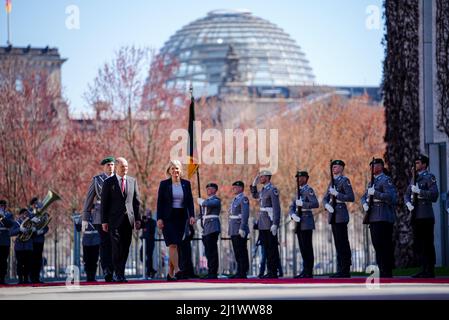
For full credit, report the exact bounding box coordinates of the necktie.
[121,177,125,194]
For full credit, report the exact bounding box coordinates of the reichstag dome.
[160,9,316,96]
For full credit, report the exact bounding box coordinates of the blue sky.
[1,0,384,115]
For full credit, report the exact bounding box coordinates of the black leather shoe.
[258,274,266,279]
[264,273,278,279]
[294,272,305,279]
[205,274,218,279]
[167,274,177,281]
[105,273,114,282]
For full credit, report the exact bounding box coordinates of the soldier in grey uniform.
[404,154,439,278]
[228,181,250,279]
[28,197,49,284]
[289,171,319,278]
[250,169,281,279]
[82,156,115,282]
[361,158,397,278]
[10,208,34,284]
[323,159,354,278]
[0,200,14,284]
[197,183,221,279]
[75,214,101,282]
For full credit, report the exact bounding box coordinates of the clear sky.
[0,0,385,115]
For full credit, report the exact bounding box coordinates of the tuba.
[18,189,61,242]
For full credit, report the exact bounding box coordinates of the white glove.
[406,202,414,212]
[325,203,334,213]
[363,203,370,212]
[36,229,44,236]
[19,226,27,233]
[367,186,375,196]
[252,175,260,186]
[291,214,301,223]
[446,207,449,214]
[329,187,338,196]
[31,217,40,223]
[31,227,37,232]
[81,220,88,232]
[238,229,246,238]
[196,219,202,229]
[197,198,205,206]
[270,224,278,236]
[411,185,421,194]
[296,199,303,207]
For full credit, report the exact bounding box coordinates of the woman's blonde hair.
[166,159,183,178]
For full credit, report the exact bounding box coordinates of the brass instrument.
[18,189,61,242]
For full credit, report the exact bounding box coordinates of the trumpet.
[18,189,61,242]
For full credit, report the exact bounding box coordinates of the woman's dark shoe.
[167,274,177,281]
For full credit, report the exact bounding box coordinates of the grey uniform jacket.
[404,170,439,220]
[75,216,101,246]
[361,173,397,224]
[83,173,112,225]
[0,210,14,246]
[200,195,221,236]
[288,184,319,231]
[250,183,281,230]
[228,193,250,236]
[323,175,355,224]
[10,218,33,251]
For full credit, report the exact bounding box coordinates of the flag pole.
[189,85,201,199]
[6,0,11,45]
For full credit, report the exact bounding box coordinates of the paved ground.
[1,278,449,300]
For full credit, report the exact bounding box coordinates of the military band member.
[250,170,281,279]
[0,200,14,285]
[323,160,354,278]
[405,154,439,278]
[361,158,397,278]
[10,208,34,284]
[82,156,115,282]
[29,197,49,284]
[75,214,101,282]
[228,181,250,279]
[289,171,318,278]
[197,183,221,279]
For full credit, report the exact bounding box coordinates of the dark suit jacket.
[101,175,141,229]
[157,178,194,221]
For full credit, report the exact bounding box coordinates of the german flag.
[186,86,199,179]
[5,0,11,14]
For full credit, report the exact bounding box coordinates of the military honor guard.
[228,181,250,279]
[405,154,439,278]
[28,197,49,284]
[323,160,354,278]
[0,200,14,284]
[250,170,281,279]
[361,158,397,278]
[10,208,34,284]
[75,214,101,282]
[289,171,319,278]
[197,183,221,279]
[82,156,115,282]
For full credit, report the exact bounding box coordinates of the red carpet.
[1,277,449,288]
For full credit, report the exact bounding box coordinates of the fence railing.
[6,211,377,281]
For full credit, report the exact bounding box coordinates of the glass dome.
[160,9,316,95]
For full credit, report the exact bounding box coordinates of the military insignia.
[431,176,436,183]
[273,188,279,196]
[266,186,271,191]
[309,190,314,196]
[243,197,249,204]
[388,179,393,185]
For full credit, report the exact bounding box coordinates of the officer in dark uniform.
[29,197,49,284]
[289,171,319,278]
[0,200,14,284]
[404,154,439,278]
[140,209,157,278]
[323,160,354,278]
[361,158,397,278]
[197,183,221,279]
[10,208,34,284]
[82,156,115,282]
[75,214,101,282]
[228,181,250,279]
[251,170,282,279]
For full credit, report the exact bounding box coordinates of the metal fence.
[6,210,377,281]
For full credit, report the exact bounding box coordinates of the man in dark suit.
[101,157,141,282]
